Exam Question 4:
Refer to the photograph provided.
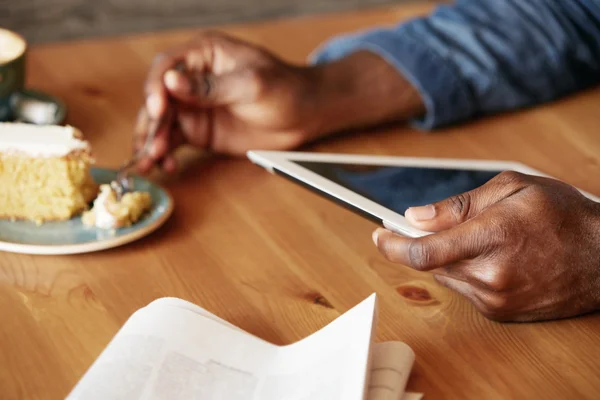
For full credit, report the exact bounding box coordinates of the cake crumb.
[82,184,152,229]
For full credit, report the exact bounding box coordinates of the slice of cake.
[0,122,98,224]
[82,184,152,229]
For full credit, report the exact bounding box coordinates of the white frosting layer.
[0,122,90,157]
[92,187,118,229]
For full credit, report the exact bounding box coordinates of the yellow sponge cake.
[0,122,98,224]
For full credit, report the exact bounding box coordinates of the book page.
[256,294,379,400]
[170,296,421,400]
[67,294,379,400]
[67,298,278,400]
[367,342,423,400]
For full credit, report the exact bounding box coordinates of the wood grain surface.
[2,3,600,400]
[0,0,447,44]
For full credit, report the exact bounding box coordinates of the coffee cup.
[0,28,27,122]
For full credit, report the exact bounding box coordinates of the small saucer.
[11,89,67,125]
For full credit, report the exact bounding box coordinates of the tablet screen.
[292,161,502,216]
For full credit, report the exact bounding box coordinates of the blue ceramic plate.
[0,168,174,255]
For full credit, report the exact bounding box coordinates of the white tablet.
[247,150,599,238]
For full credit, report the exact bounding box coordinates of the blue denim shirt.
[310,0,600,130]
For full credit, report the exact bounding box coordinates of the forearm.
[308,51,426,138]
[308,0,600,131]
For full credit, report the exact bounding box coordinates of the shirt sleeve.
[309,0,600,130]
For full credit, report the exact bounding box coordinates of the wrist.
[304,50,426,140]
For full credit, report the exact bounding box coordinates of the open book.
[67,294,423,400]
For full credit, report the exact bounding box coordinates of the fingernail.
[136,158,152,174]
[372,229,381,246]
[150,142,161,158]
[164,70,179,90]
[407,204,436,221]
[146,93,162,118]
[162,157,177,174]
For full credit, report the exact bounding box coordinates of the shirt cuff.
[308,25,476,130]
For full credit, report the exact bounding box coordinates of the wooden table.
[2,3,600,400]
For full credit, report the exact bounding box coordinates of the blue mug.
[0,28,27,122]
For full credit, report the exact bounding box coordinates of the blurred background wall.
[1,0,447,44]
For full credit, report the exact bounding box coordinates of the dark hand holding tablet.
[373,170,600,322]
[250,151,600,322]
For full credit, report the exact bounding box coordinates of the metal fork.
[110,114,164,200]
[112,63,186,200]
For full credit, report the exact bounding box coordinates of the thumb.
[164,68,263,107]
[405,171,526,231]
